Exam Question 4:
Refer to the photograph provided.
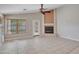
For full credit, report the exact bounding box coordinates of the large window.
[8,19,26,34]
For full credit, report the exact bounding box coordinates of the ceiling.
[0,4,63,14]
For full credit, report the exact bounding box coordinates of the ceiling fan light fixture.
[40,4,51,14]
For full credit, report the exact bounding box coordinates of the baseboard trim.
[59,35,79,42]
[5,35,33,41]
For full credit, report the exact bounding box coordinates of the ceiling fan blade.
[44,11,51,13]
[40,4,51,14]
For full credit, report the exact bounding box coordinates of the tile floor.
[0,36,79,54]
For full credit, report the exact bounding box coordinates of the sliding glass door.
[18,19,26,33]
[8,19,26,34]
[11,19,17,34]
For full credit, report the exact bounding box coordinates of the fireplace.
[45,26,54,33]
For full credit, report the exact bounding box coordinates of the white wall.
[56,4,79,41]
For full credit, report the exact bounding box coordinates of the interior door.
[33,20,40,36]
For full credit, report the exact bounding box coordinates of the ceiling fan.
[40,4,51,14]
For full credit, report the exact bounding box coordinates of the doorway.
[0,16,4,43]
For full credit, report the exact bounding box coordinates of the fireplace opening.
[45,26,54,34]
